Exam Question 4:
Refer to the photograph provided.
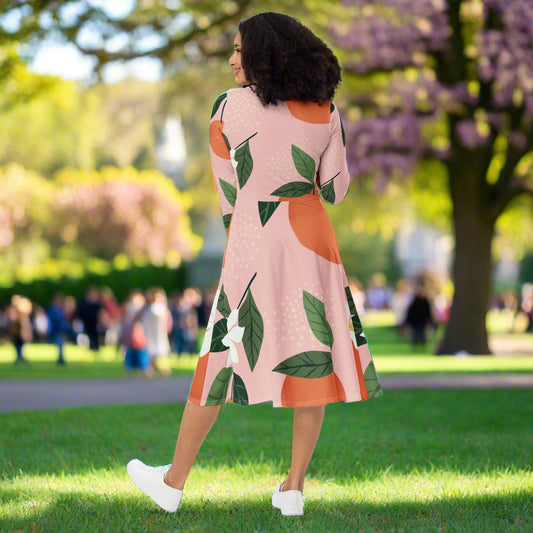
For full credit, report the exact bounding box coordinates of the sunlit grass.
[1,389,532,532]
[0,343,198,380]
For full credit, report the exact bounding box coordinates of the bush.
[0,262,187,308]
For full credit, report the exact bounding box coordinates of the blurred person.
[348,278,366,317]
[127,13,382,517]
[47,292,72,366]
[32,305,49,342]
[366,273,391,310]
[390,279,412,333]
[180,288,200,354]
[198,286,216,329]
[100,287,123,346]
[77,286,102,353]
[404,283,436,350]
[141,287,172,375]
[169,291,185,356]
[521,283,533,333]
[6,295,33,364]
[433,291,451,326]
[63,295,82,344]
[121,289,151,375]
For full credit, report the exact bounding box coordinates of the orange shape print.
[189,353,210,404]
[281,372,346,406]
[287,100,330,124]
[209,120,231,159]
[284,194,342,264]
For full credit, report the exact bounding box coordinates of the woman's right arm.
[209,91,238,234]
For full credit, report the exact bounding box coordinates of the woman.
[127,12,382,516]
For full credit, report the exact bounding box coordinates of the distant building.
[395,221,453,279]
[156,116,187,187]
[395,219,519,287]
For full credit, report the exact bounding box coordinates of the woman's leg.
[283,405,326,492]
[164,402,223,490]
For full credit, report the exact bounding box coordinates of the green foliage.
[0,46,56,112]
[0,76,163,176]
[0,164,201,287]
[0,262,187,308]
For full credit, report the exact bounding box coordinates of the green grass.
[0,343,199,380]
[1,310,532,380]
[1,390,532,532]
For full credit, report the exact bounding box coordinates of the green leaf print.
[232,373,249,405]
[321,180,336,204]
[351,312,367,347]
[346,287,368,347]
[363,360,383,399]
[222,132,231,151]
[303,291,334,349]
[258,201,281,226]
[235,141,253,188]
[210,317,228,352]
[222,213,232,230]
[291,144,316,183]
[238,289,264,371]
[219,179,237,207]
[217,286,231,318]
[330,102,335,113]
[271,181,314,198]
[339,114,346,147]
[345,287,357,316]
[206,367,233,405]
[273,351,333,378]
[210,92,227,119]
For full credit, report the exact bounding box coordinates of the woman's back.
[210,87,349,211]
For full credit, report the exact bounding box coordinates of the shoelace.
[141,464,171,473]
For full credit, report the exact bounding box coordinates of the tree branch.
[431,0,467,86]
[73,3,251,65]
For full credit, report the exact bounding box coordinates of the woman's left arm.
[317,103,350,205]
[209,91,238,234]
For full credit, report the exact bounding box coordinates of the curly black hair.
[238,12,341,106]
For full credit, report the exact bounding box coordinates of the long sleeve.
[209,91,238,234]
[317,103,350,205]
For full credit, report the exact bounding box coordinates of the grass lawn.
[1,389,532,532]
[1,311,532,380]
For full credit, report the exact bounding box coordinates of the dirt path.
[1,373,532,413]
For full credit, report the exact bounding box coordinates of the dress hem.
[187,392,382,408]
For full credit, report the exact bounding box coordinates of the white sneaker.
[127,459,183,513]
[272,482,304,516]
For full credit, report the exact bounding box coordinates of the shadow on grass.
[0,489,531,532]
[1,390,532,481]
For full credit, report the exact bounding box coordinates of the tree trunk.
[437,155,495,355]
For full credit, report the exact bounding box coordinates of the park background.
[1,1,532,531]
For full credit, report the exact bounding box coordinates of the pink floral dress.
[188,86,382,407]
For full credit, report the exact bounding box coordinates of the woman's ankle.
[281,476,304,492]
[164,468,185,491]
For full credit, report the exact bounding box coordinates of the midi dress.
[188,86,383,407]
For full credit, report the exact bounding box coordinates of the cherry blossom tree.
[337,0,533,353]
[55,167,202,264]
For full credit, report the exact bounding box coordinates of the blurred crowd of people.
[350,273,533,350]
[2,275,532,367]
[0,285,215,375]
